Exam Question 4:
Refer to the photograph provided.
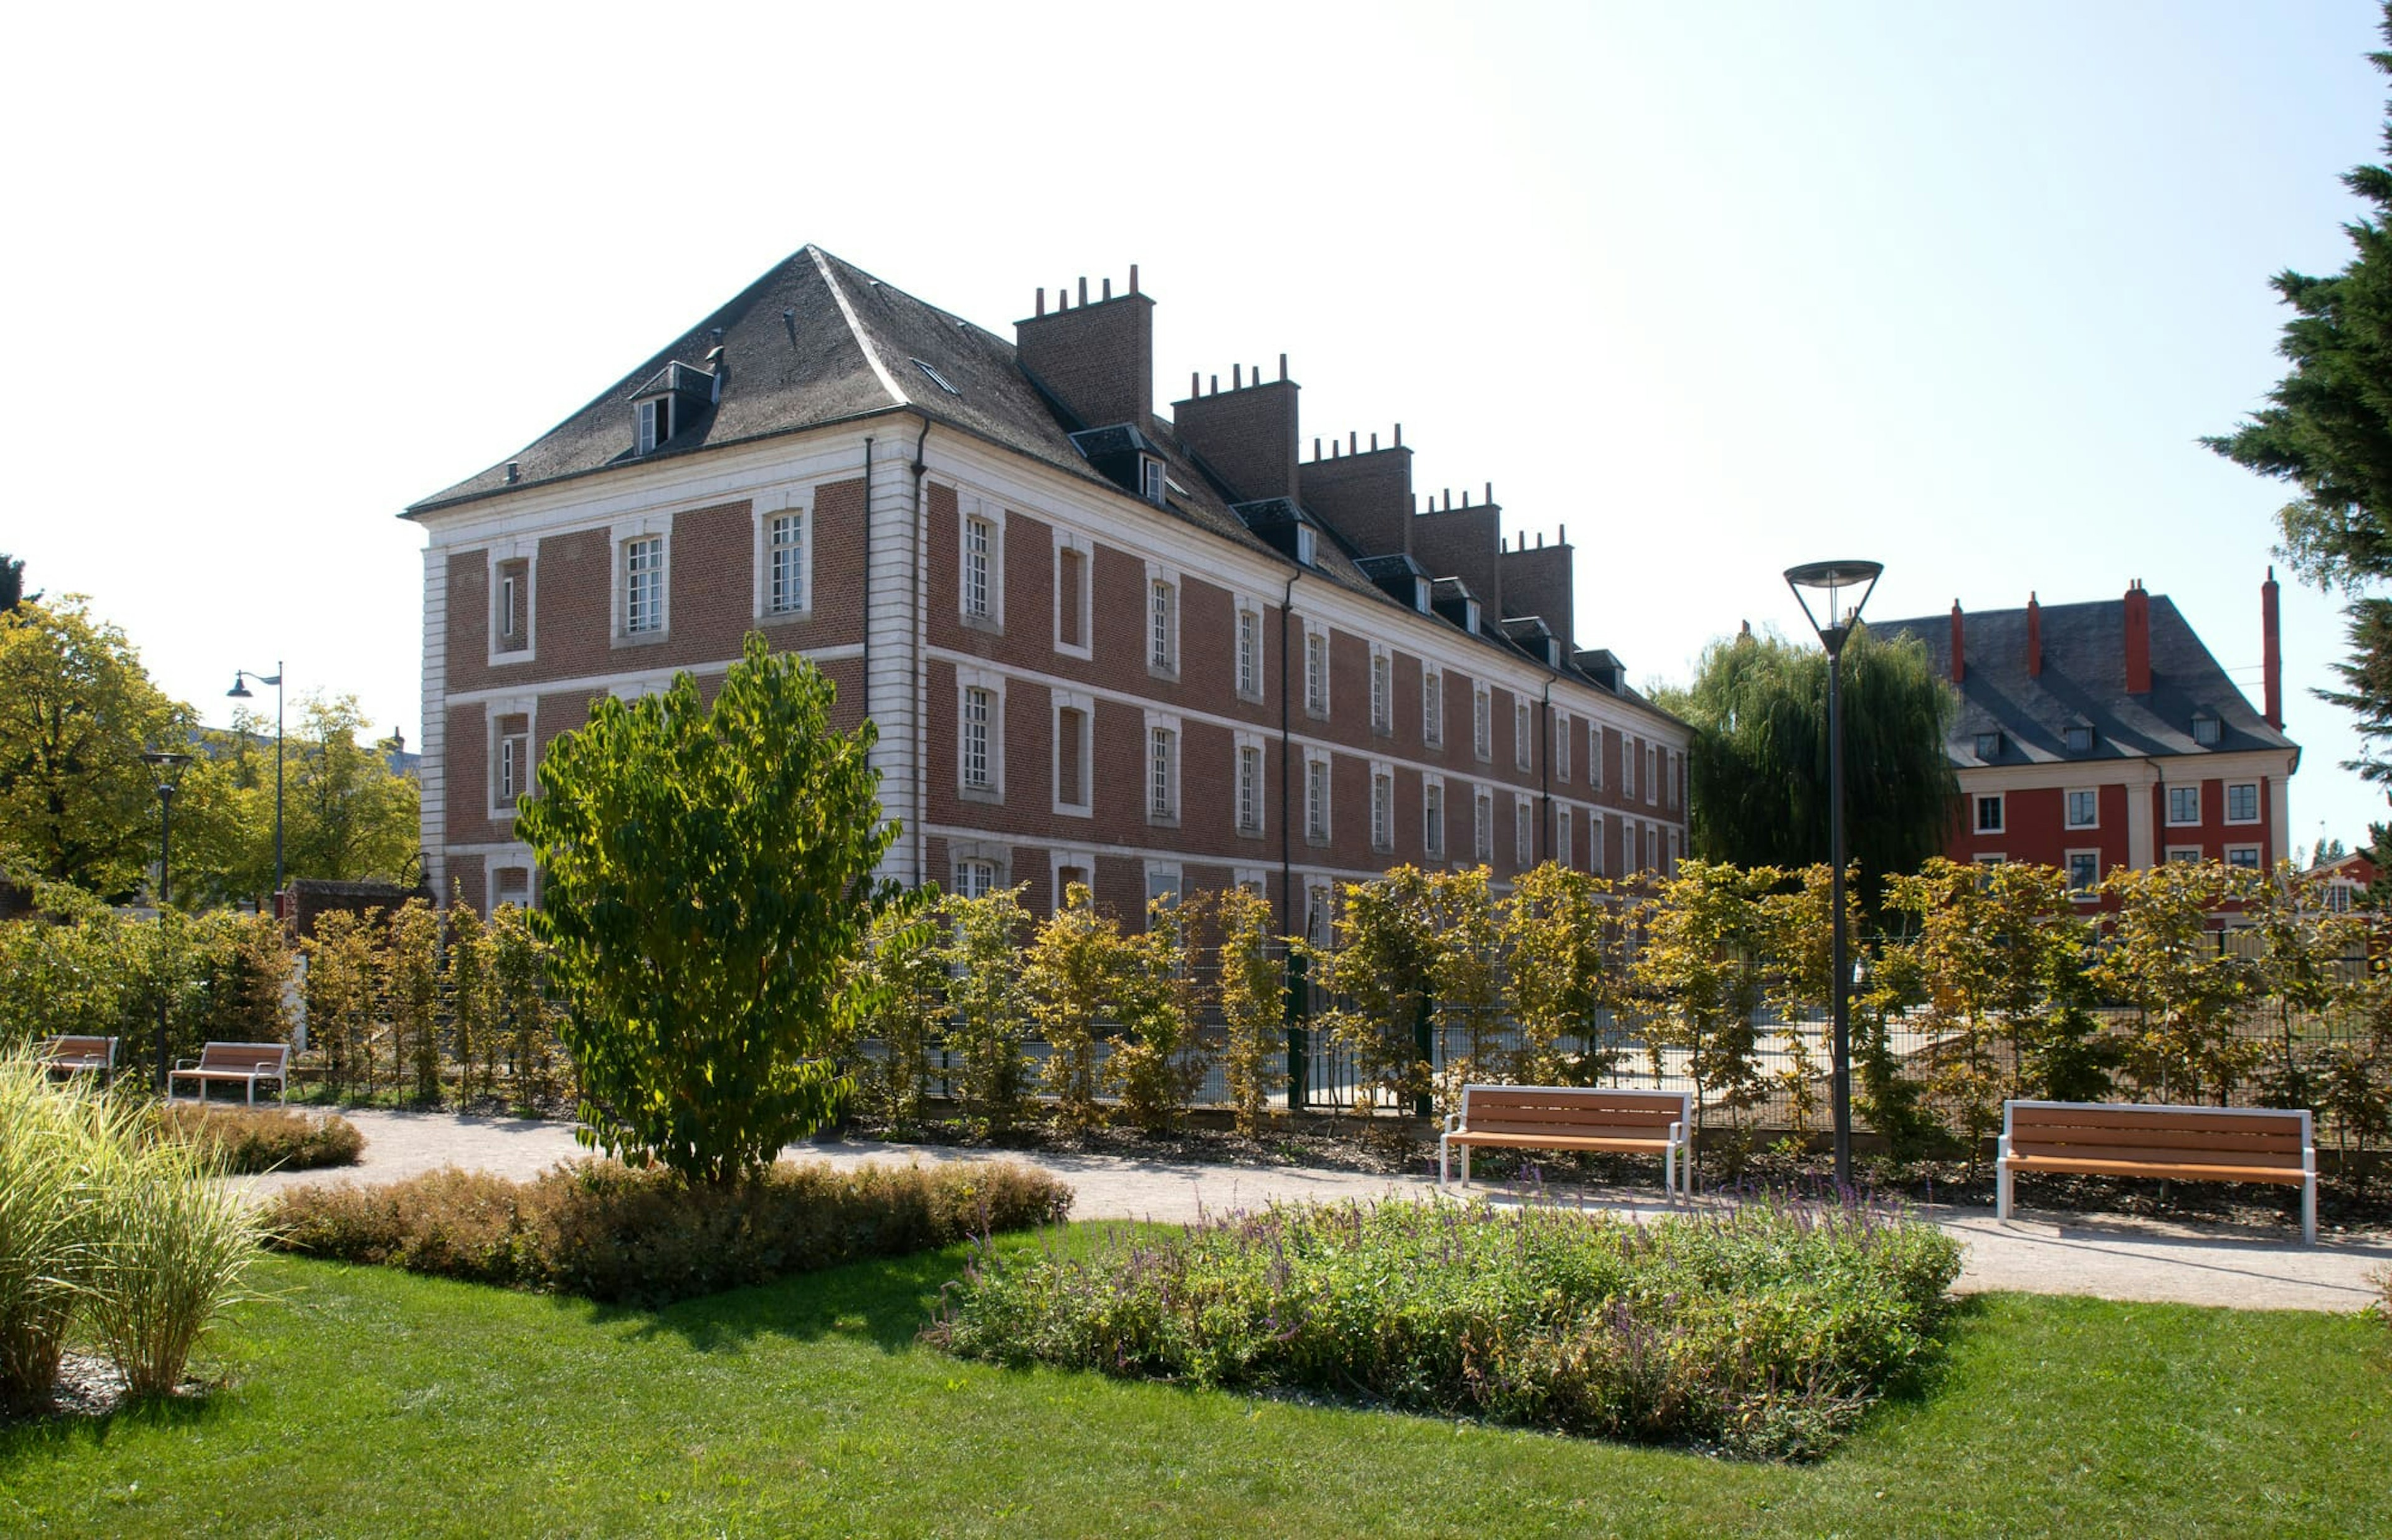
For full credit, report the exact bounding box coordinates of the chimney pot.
[1191,372,1200,398]
[1103,276,1113,300]
[1210,374,1218,394]
[1394,423,1402,446]
[2026,592,2043,678]
[1559,524,1567,543]
[1312,437,1321,460]
[1129,263,1139,293]
[2262,567,2284,727]
[1370,432,1379,451]
[1233,364,1243,389]
[1078,276,1088,305]
[1349,432,1357,453]
[1278,352,1288,381]
[1037,288,1046,317]
[2123,580,2153,694]
[1486,481,1494,504]
[1950,600,1966,684]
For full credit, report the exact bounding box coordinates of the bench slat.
[2006,1123,2304,1155]
[2005,1154,2310,1185]
[1448,1131,1678,1153]
[2011,1141,2306,1169]
[2010,1105,2303,1136]
[1460,1104,1681,1127]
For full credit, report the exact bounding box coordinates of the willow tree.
[1660,625,1956,904]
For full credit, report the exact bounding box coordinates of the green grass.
[2,1231,2386,1538]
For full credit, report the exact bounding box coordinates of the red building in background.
[1874,575,2299,905]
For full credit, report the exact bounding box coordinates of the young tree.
[301,909,378,1095]
[1658,626,1957,904]
[488,902,555,1110]
[1022,885,1126,1131]
[937,884,1034,1137]
[280,696,420,885]
[0,552,31,612]
[2241,861,2369,1109]
[1501,861,1618,1086]
[852,902,946,1128]
[516,635,906,1184]
[1302,866,1445,1119]
[2092,859,2267,1105]
[1204,885,1286,1135]
[0,598,187,896]
[444,902,498,1102]
[1427,867,1504,1103]
[1629,860,1783,1155]
[385,899,444,1104]
[1109,897,1209,1134]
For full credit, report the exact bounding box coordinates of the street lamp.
[140,749,192,1095]
[227,663,284,910]
[1783,559,1884,1194]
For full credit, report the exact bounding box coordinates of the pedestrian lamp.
[1782,560,1883,1193]
[227,663,285,910]
[140,749,193,1095]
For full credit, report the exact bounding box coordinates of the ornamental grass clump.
[0,1055,95,1412]
[926,1194,1962,1460]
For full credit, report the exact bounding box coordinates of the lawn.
[1,1231,2386,1539]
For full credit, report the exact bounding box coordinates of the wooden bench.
[38,1035,117,1077]
[1997,1100,2317,1244]
[1440,1085,1694,1198]
[169,1041,290,1108]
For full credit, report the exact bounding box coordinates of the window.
[1371,767,1394,853]
[1140,456,1166,506]
[1514,700,1532,772]
[1515,798,1532,867]
[2065,788,2098,829]
[961,687,995,792]
[1304,625,1329,716]
[1148,722,1179,823]
[635,396,671,455]
[1053,696,1091,815]
[1294,525,1317,566]
[1054,536,1091,656]
[1974,793,2004,835]
[2226,844,2262,870]
[2067,850,2100,895]
[1149,576,1177,672]
[1666,750,1680,810]
[766,511,807,615]
[963,516,994,620]
[954,858,998,899]
[2226,782,2261,823]
[1591,816,1607,876]
[1974,730,2003,761]
[2166,846,2203,864]
[1620,821,1639,876]
[496,569,523,648]
[493,866,531,907]
[1424,779,1445,858]
[1236,742,1264,835]
[1623,735,1637,800]
[1646,745,1658,805]
[1472,683,1491,759]
[2193,712,2222,747]
[1054,861,1093,912]
[1306,881,1333,947]
[2167,785,2201,825]
[1590,725,1604,791]
[1555,713,1571,782]
[1370,648,1392,734]
[493,714,529,811]
[1235,603,1262,699]
[1556,805,1573,866]
[2066,722,2094,753]
[1423,666,1444,746]
[1474,788,1493,864]
[1306,753,1331,843]
[622,536,664,635]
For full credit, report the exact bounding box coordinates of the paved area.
[240,1109,2392,1313]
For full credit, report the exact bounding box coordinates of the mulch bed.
[0,1353,208,1426]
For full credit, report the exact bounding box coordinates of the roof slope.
[1872,595,2296,768]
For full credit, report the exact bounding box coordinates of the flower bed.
[268,1158,1072,1306]
[926,1195,1961,1460]
[153,1104,364,1173]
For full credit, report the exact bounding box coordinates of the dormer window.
[1140,456,1166,506]
[2192,712,2221,747]
[1294,525,1317,566]
[1973,730,2003,761]
[2066,722,2094,753]
[1463,598,1481,633]
[635,397,672,455]
[1413,578,1431,613]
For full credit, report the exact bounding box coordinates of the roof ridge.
[808,246,911,409]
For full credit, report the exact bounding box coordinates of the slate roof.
[1871,595,2297,770]
[405,245,1678,720]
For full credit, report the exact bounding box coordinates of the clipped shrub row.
[267,1158,1074,1306]
[926,1194,1962,1460]
[151,1105,364,1174]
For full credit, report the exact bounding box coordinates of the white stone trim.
[485,537,538,668]
[609,512,673,645]
[751,487,817,623]
[1051,687,1094,818]
[1053,527,1093,661]
[956,665,1006,803]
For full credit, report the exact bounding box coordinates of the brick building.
[1873,576,2300,902]
[404,248,1690,933]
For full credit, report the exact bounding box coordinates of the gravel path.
[241,1109,2392,1314]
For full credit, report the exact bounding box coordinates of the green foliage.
[516,635,904,1184]
[928,1194,1962,1460]
[2092,859,2270,1103]
[1662,625,1957,901]
[266,1157,1071,1306]
[151,1104,363,1173]
[444,901,497,1102]
[384,899,443,1103]
[488,902,558,1110]
[300,909,379,1095]
[1501,862,1619,1085]
[0,1050,94,1411]
[1021,886,1121,1130]
[1629,860,1783,1150]
[1303,866,1444,1117]
[1107,899,1207,1134]
[1426,867,1504,1103]
[852,902,946,1127]
[1205,886,1286,1135]
[0,552,28,613]
[938,886,1035,1137]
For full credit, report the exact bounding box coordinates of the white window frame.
[485,540,537,666]
[1974,792,2005,836]
[1646,745,1659,806]
[2064,787,2099,831]
[1233,594,1263,702]
[1473,785,1494,864]
[1369,644,1393,735]
[1234,730,1266,837]
[1145,709,1181,826]
[1514,795,1533,868]
[486,852,536,915]
[1423,775,1446,859]
[1050,849,1099,912]
[2165,845,2205,864]
[635,395,670,455]
[2165,784,2203,827]
[952,850,1006,900]
[2225,843,2263,870]
[957,496,1005,630]
[1370,761,1395,854]
[1051,689,1094,818]
[1589,723,1605,792]
[1052,529,1093,661]
[1146,562,1180,677]
[1304,748,1333,845]
[1422,664,1444,747]
[1557,804,1573,867]
[610,514,672,643]
[1555,711,1572,783]
[2225,782,2262,825]
[1140,455,1167,506]
[1514,698,1532,773]
[2065,848,2102,898]
[1622,734,1637,800]
[751,491,815,622]
[1303,618,1331,719]
[956,667,1006,802]
[1304,877,1334,947]
[1592,813,1608,876]
[486,697,536,819]
[1472,682,1491,761]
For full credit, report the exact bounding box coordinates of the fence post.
[1284,947,1309,1110]
[1414,995,1435,1119]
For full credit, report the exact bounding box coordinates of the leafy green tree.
[280,696,420,886]
[852,903,945,1128]
[1022,885,1126,1130]
[516,635,905,1184]
[1203,885,1286,1135]
[488,903,556,1110]
[0,553,30,612]
[384,900,443,1103]
[1501,862,1618,1085]
[937,885,1035,1136]
[2092,859,2268,1105]
[444,902,498,1102]
[1658,626,1957,904]
[2206,7,2392,781]
[1426,867,1504,1104]
[1108,898,1209,1134]
[1302,866,1445,1118]
[2241,861,2369,1110]
[0,598,188,896]
[301,910,379,1095]
[1628,859,1783,1155]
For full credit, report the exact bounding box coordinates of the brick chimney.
[2026,592,2042,678]
[1413,486,1504,623]
[1500,531,1574,654]
[1298,427,1411,556]
[2123,579,2152,694]
[2262,566,2284,728]
[1949,600,1965,684]
[1013,268,1154,431]
[1172,357,1299,501]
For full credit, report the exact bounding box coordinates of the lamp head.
[1783,560,1884,654]
[227,676,252,699]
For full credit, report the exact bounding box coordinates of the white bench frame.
[169,1041,291,1108]
[1996,1099,2317,1245]
[1440,1084,1694,1198]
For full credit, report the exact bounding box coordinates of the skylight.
[910,358,962,397]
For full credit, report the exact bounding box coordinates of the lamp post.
[140,749,192,1095]
[1782,560,1884,1193]
[227,663,284,910]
